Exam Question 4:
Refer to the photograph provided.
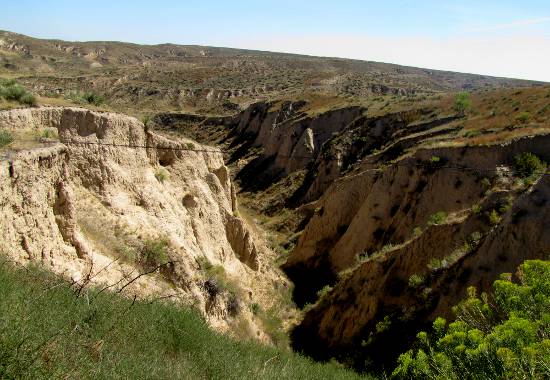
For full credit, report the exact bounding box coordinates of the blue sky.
[2,0,550,81]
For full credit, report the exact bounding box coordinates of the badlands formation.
[0,106,289,340]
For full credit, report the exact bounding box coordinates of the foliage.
[513,153,546,178]
[251,302,261,315]
[19,92,37,106]
[427,211,447,226]
[0,79,37,106]
[0,261,366,379]
[413,227,423,237]
[317,285,333,301]
[81,91,105,106]
[515,112,530,124]
[67,91,106,106]
[141,114,152,127]
[480,178,491,189]
[408,274,426,288]
[139,238,169,268]
[154,168,169,183]
[453,92,471,115]
[0,130,14,147]
[488,209,501,226]
[393,259,550,380]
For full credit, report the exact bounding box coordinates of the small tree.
[453,91,471,116]
[393,259,550,380]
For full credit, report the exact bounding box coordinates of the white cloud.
[463,17,550,33]
[229,34,550,82]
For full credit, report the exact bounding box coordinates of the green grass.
[0,79,37,106]
[0,130,14,147]
[0,260,369,379]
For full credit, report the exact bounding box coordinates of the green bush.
[251,302,261,315]
[427,211,447,226]
[515,112,530,124]
[453,92,471,116]
[513,153,546,178]
[19,92,37,106]
[393,259,550,380]
[488,209,501,226]
[0,261,367,379]
[0,129,14,147]
[1,83,26,101]
[408,274,425,288]
[0,79,38,106]
[140,238,169,268]
[81,91,105,106]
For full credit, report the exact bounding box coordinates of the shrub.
[453,92,471,116]
[393,259,550,380]
[427,211,447,226]
[427,258,443,270]
[140,237,169,268]
[515,111,530,123]
[155,168,169,183]
[513,152,546,178]
[1,83,26,101]
[0,80,37,106]
[480,177,491,189]
[471,204,482,215]
[19,92,37,106]
[250,303,261,315]
[81,91,105,106]
[0,129,14,147]
[141,114,152,127]
[488,209,501,226]
[408,274,425,288]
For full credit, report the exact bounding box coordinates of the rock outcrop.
[0,106,277,338]
[285,133,550,370]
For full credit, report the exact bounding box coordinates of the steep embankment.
[0,106,288,340]
[286,134,550,370]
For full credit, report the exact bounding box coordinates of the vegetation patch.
[427,211,447,226]
[453,92,471,116]
[393,259,550,380]
[513,152,546,178]
[0,261,365,379]
[0,79,37,106]
[0,130,14,147]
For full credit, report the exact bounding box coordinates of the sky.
[2,0,550,81]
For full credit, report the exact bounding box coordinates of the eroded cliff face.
[285,134,550,370]
[0,106,285,340]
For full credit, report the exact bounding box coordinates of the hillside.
[0,260,369,379]
[0,30,544,115]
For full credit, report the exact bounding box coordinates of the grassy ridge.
[0,261,370,379]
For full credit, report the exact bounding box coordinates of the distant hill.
[0,30,545,114]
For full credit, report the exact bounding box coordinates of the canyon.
[1,30,549,377]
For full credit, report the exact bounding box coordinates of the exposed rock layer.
[0,106,271,336]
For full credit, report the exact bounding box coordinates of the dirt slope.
[0,106,290,341]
